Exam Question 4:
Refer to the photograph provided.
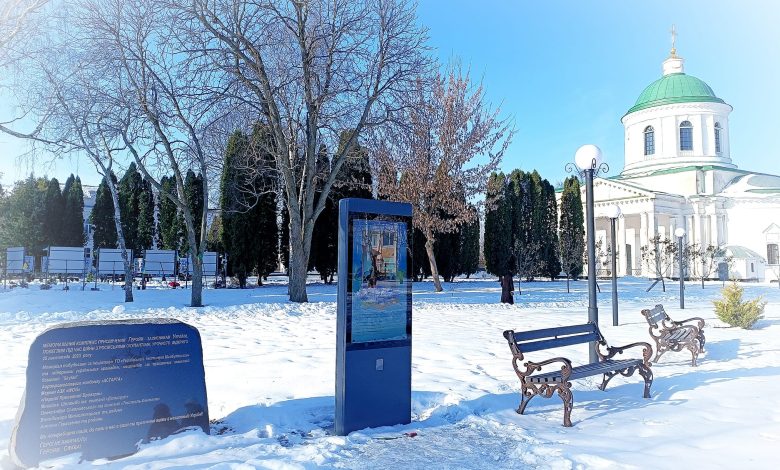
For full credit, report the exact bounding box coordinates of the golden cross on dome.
[670,24,677,57]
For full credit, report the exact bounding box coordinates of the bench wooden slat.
[511,323,596,342]
[519,331,600,353]
[666,328,694,342]
[644,305,666,327]
[526,359,641,383]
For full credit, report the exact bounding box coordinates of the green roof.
[625,73,726,115]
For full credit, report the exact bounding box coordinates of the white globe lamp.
[605,205,621,219]
[574,144,603,171]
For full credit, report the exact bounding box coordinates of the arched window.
[679,121,693,151]
[768,244,780,265]
[714,122,722,154]
[643,126,655,156]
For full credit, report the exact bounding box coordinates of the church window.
[768,244,779,265]
[714,122,722,154]
[679,121,693,151]
[643,126,655,155]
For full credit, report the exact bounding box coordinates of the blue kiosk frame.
[336,198,413,435]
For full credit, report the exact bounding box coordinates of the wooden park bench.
[502,323,653,427]
[641,304,705,367]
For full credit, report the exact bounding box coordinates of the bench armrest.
[673,316,705,330]
[514,356,573,381]
[598,341,652,366]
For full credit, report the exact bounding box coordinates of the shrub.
[713,282,766,329]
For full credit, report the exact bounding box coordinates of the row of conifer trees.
[90,163,206,258]
[484,171,585,302]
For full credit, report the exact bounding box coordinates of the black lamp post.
[605,205,622,326]
[675,227,686,309]
[567,144,609,363]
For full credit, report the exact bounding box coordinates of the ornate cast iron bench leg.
[558,383,573,427]
[697,331,706,352]
[598,370,619,391]
[688,339,700,367]
[638,363,653,398]
[517,383,536,415]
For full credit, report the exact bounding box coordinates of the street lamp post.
[675,227,686,309]
[567,144,609,363]
[605,205,622,326]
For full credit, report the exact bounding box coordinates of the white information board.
[6,247,26,274]
[97,249,133,275]
[46,247,87,275]
[143,250,177,276]
[180,252,218,277]
[203,252,218,277]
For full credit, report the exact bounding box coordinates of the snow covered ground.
[1,277,779,469]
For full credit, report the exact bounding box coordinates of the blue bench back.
[641,304,667,328]
[503,323,602,354]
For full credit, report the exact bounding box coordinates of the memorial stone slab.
[10,319,209,467]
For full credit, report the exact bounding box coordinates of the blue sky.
[2,0,779,188]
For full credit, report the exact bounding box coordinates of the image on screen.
[350,219,409,343]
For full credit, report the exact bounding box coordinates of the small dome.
[625,73,726,115]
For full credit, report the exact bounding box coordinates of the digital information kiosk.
[335,198,412,435]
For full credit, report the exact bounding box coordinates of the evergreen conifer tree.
[484,172,514,303]
[157,176,182,251]
[539,179,562,280]
[309,144,337,283]
[220,130,257,287]
[118,164,142,252]
[252,124,280,284]
[63,175,85,247]
[137,179,155,251]
[334,130,373,199]
[90,174,118,250]
[42,177,64,247]
[459,205,480,278]
[434,224,460,282]
[412,227,431,281]
[559,176,585,292]
[180,170,204,256]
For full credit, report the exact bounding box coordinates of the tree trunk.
[288,250,309,302]
[661,277,666,292]
[191,257,203,307]
[499,274,514,304]
[424,237,443,292]
[105,175,133,303]
[183,213,203,307]
[566,274,570,293]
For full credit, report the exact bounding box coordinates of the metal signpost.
[336,198,413,435]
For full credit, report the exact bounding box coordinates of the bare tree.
[0,5,140,302]
[181,0,430,302]
[375,64,513,292]
[640,235,678,292]
[73,0,220,307]
[0,0,47,58]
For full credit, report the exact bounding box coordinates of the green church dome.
[626,73,726,115]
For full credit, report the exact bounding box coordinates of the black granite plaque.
[10,319,209,467]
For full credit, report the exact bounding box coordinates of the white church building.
[585,45,780,283]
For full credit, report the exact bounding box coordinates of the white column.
[710,214,718,247]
